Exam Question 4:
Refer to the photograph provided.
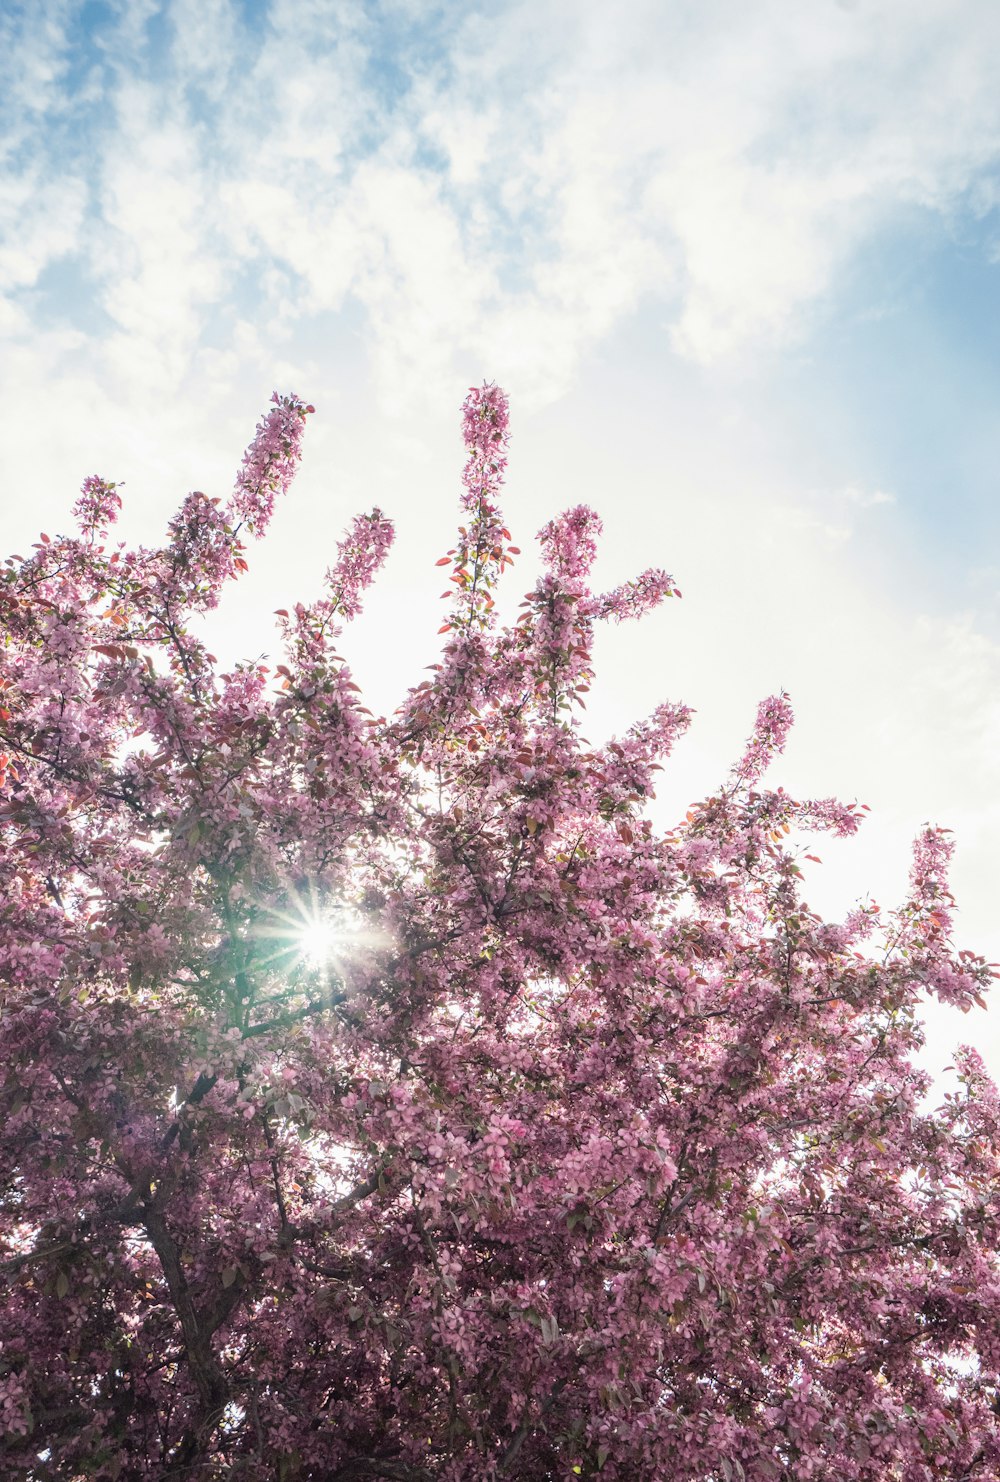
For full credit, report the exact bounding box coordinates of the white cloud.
[843,484,896,507]
[0,169,87,291]
[0,1,75,159]
[167,0,239,90]
[7,0,1000,410]
[90,84,232,391]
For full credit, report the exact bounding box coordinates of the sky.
[1,0,999,1079]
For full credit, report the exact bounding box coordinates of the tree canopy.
[1,386,998,1480]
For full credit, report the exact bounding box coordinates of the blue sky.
[2,0,1000,1074]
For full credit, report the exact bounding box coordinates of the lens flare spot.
[298,919,339,965]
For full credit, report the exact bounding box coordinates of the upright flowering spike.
[229,391,312,534]
[733,689,795,786]
[461,380,509,473]
[327,508,395,621]
[72,474,121,535]
[527,509,678,725]
[444,382,511,633]
[895,825,987,1009]
[909,823,957,933]
[537,503,603,583]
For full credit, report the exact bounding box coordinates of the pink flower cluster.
[734,690,795,785]
[538,504,603,582]
[72,474,122,534]
[460,381,509,468]
[231,392,312,533]
[594,566,675,622]
[328,508,395,620]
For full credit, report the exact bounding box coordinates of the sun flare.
[297,918,340,966]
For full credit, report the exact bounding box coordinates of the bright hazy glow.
[251,892,381,979]
[297,918,340,967]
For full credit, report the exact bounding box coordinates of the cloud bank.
[3,0,1000,410]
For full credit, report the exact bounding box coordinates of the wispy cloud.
[843,484,896,508]
[4,0,1000,411]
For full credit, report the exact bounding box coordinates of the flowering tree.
[1,385,998,1481]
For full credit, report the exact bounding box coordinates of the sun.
[297,916,340,967]
[250,887,378,980]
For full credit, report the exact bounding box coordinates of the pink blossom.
[327,507,395,620]
[72,474,121,534]
[230,391,312,533]
[734,690,795,785]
